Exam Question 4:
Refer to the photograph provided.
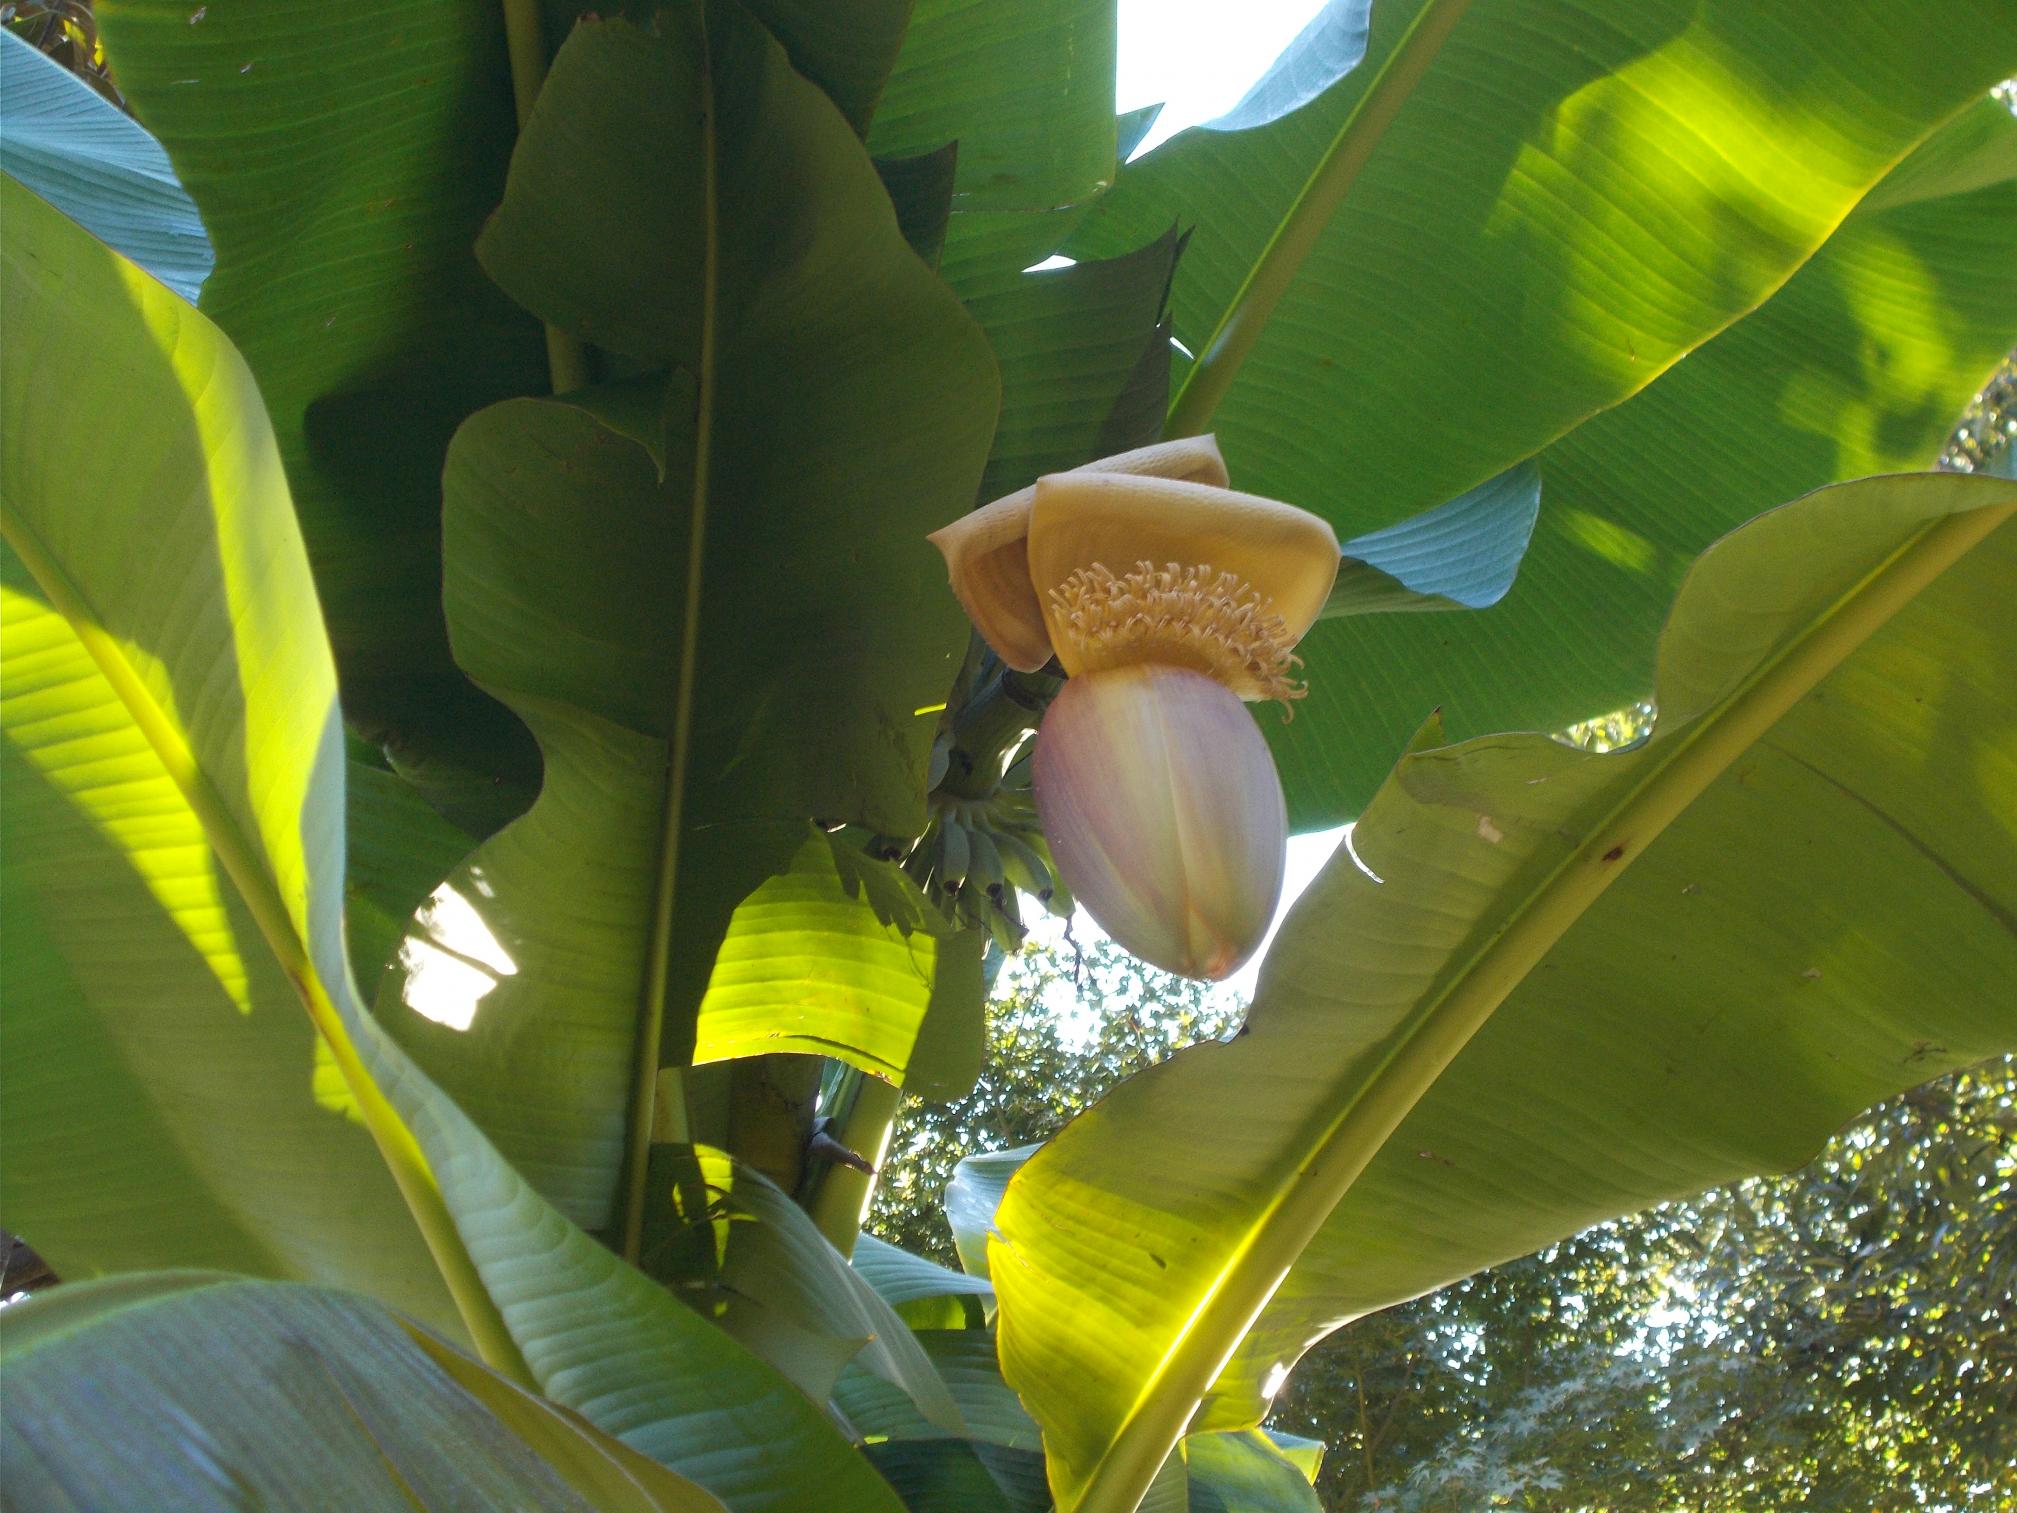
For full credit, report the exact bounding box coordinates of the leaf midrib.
[620,7,721,1263]
[1060,488,2016,1513]
[1164,0,1474,441]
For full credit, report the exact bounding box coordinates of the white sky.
[1118,0,1330,152]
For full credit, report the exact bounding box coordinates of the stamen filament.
[1047,561,1307,707]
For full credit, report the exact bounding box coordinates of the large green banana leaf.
[0,1273,724,1511]
[869,0,1117,210]
[1276,97,2017,820]
[92,0,548,809]
[374,11,998,1239]
[539,0,916,136]
[0,181,448,1328]
[991,471,2017,1511]
[0,177,908,1513]
[1079,0,2014,520]
[1068,0,2017,825]
[90,0,930,811]
[962,228,1184,502]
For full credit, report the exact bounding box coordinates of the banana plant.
[4,1,2017,1509]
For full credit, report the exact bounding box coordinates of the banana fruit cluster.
[898,787,1071,951]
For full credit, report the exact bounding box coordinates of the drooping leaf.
[94,0,545,816]
[381,12,998,1233]
[992,472,2017,1510]
[0,30,210,301]
[0,176,905,1513]
[1067,0,2017,825]
[692,832,963,1086]
[1322,461,1541,617]
[944,1145,1037,1281]
[851,1231,995,1314]
[1276,96,2017,820]
[682,1148,962,1432]
[869,0,1117,210]
[0,1273,725,1512]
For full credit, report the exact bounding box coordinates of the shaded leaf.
[870,0,1117,209]
[964,227,1186,503]
[691,1148,963,1431]
[850,1232,995,1312]
[386,12,998,1233]
[1322,461,1541,617]
[1184,1431,1322,1513]
[0,1273,724,1512]
[877,143,961,269]
[95,0,547,810]
[0,30,209,300]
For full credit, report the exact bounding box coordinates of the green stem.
[941,668,1056,800]
[1,505,536,1389]
[620,10,715,1265]
[499,0,592,395]
[806,1077,904,1258]
[1068,496,2016,1512]
[1164,0,1475,439]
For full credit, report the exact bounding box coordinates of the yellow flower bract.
[928,436,1341,701]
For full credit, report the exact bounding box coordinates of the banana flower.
[929,437,1340,979]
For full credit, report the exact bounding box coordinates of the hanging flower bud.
[1034,663,1287,979]
[928,437,1340,980]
